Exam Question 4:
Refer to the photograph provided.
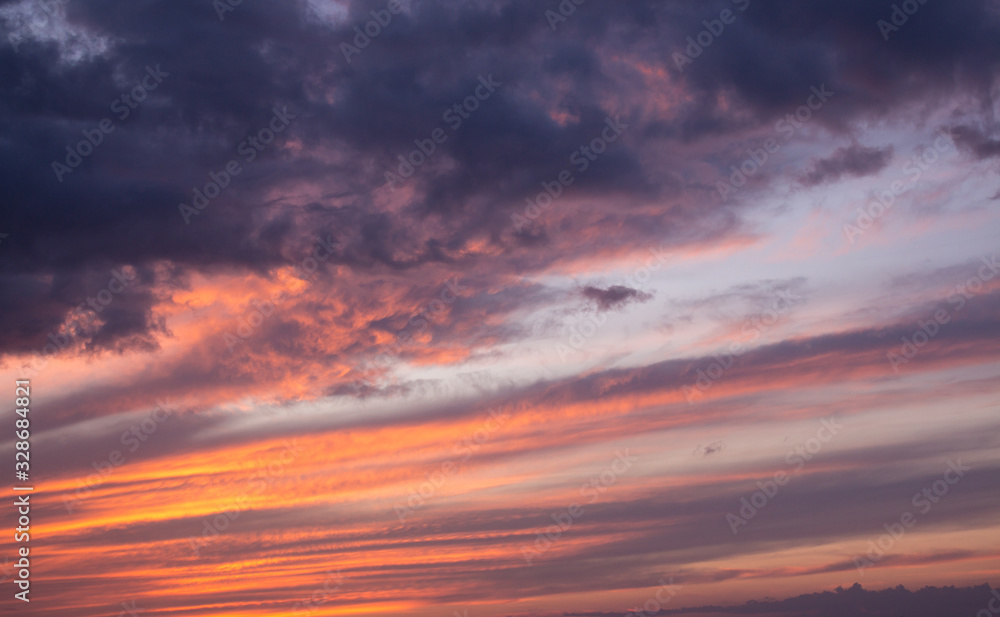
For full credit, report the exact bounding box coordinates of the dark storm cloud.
[799,143,894,186]
[1,0,999,360]
[582,284,653,312]
[0,263,165,356]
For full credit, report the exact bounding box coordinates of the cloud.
[951,124,1000,159]
[0,0,998,362]
[695,441,725,456]
[1,2,999,614]
[582,285,653,311]
[799,143,894,186]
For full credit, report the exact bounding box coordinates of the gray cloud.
[800,143,894,186]
[582,285,654,312]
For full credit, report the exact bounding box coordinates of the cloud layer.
[1,0,999,615]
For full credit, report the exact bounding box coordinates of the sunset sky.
[1,0,999,615]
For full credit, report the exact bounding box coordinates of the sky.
[1,0,999,615]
